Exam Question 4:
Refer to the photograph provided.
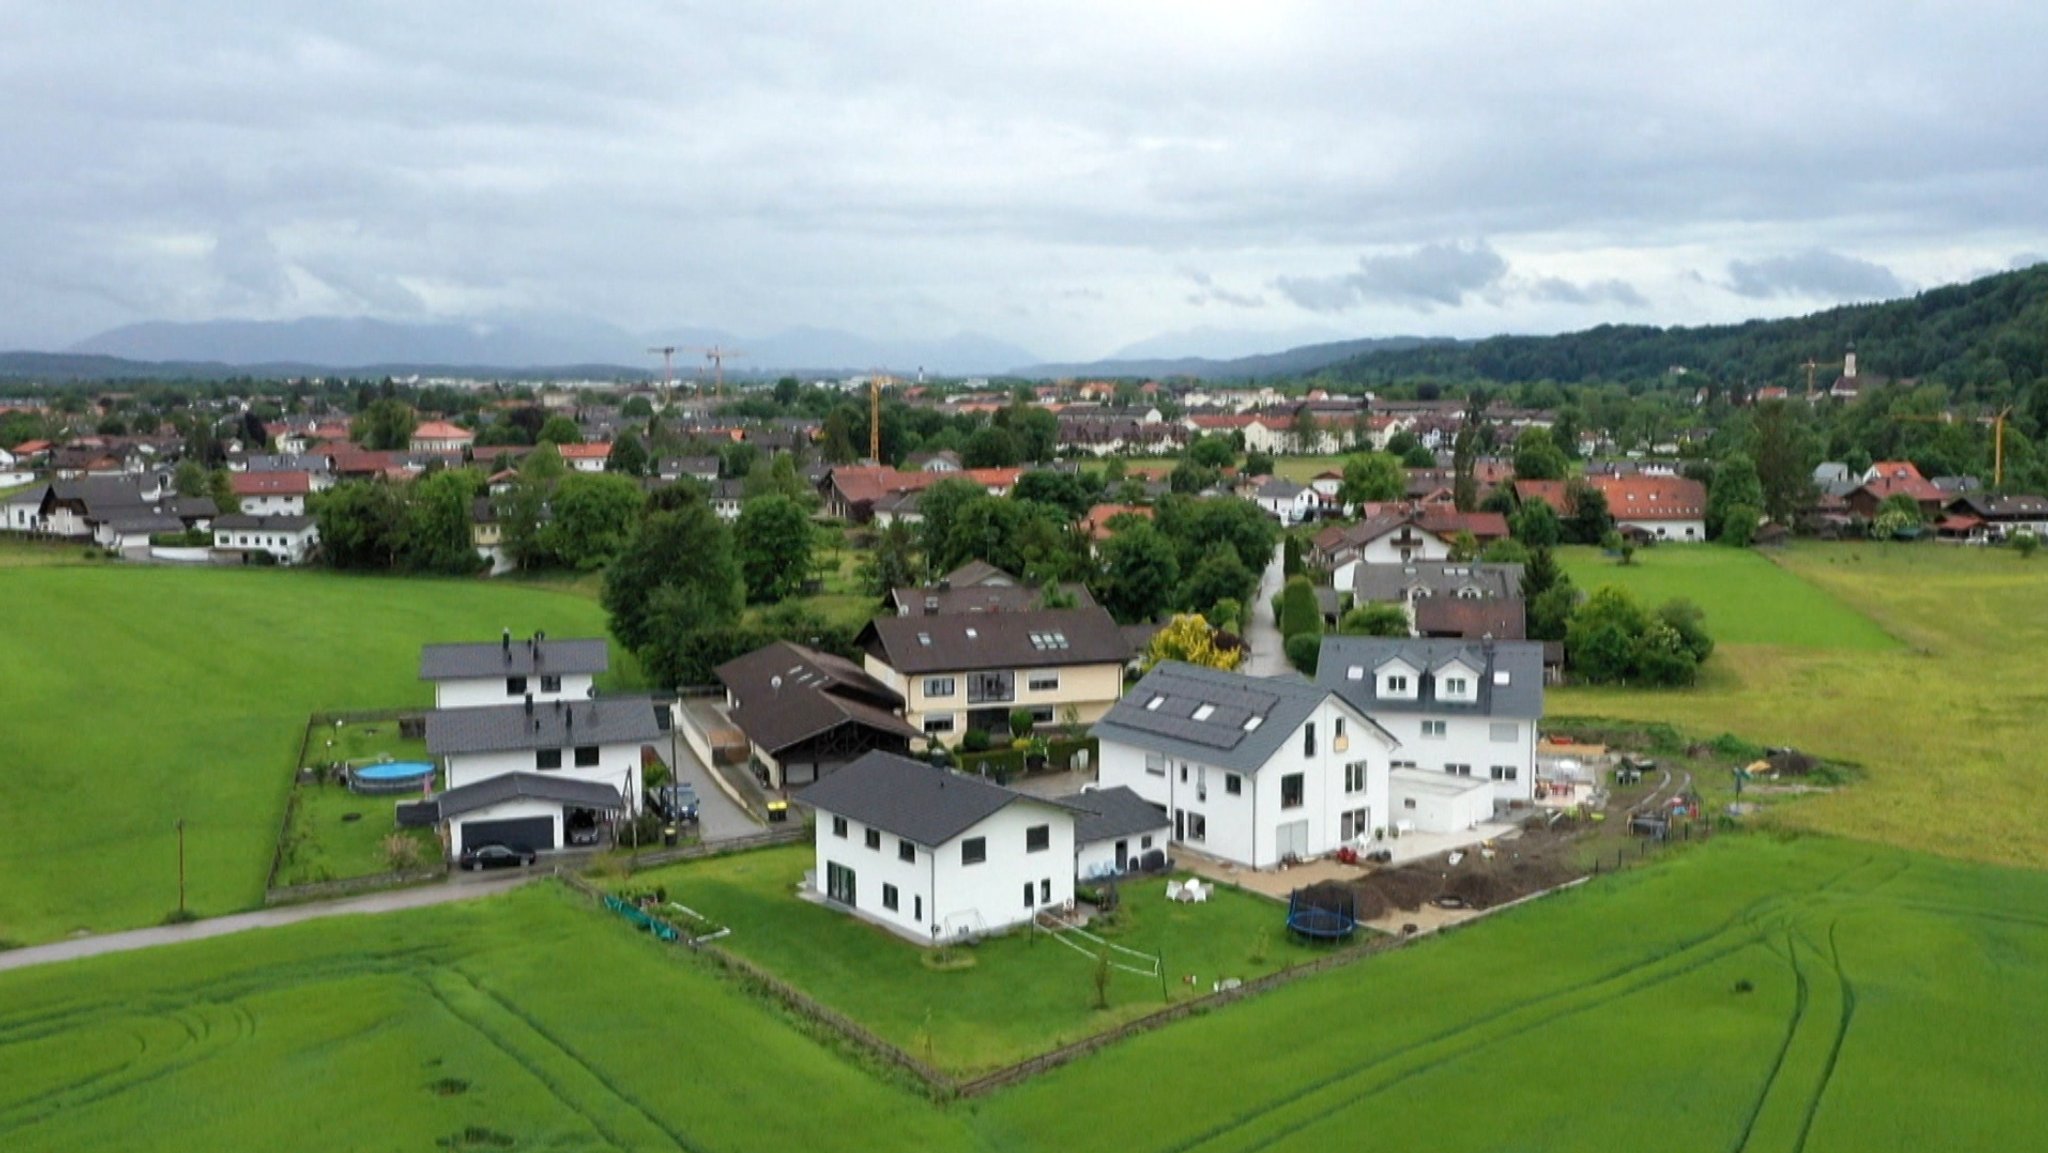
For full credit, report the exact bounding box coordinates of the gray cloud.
[1274,242,1509,313]
[1528,276,1649,308]
[1726,250,1910,300]
[1183,269,1266,309]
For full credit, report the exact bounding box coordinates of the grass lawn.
[6,836,2047,1152]
[1554,542,2048,868]
[621,844,1347,1076]
[0,566,634,945]
[274,720,439,887]
[1558,543,1899,649]
[0,883,974,1153]
[0,537,104,569]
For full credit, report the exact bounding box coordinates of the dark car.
[648,782,700,823]
[459,843,538,871]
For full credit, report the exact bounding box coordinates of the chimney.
[524,693,534,715]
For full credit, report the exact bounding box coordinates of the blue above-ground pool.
[349,760,437,794]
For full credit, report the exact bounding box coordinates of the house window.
[1345,762,1368,793]
[923,714,956,734]
[535,749,562,771]
[1422,720,1447,739]
[1023,882,1036,909]
[1030,707,1055,724]
[1444,677,1468,696]
[832,816,848,838]
[898,839,916,863]
[1179,765,1189,783]
[506,676,528,695]
[1403,797,1418,810]
[1026,824,1050,853]
[1186,813,1207,842]
[1303,723,1316,758]
[1489,722,1518,743]
[882,883,899,911]
[962,837,987,865]
[1341,808,1370,841]
[865,828,881,850]
[1225,773,1242,796]
[1192,704,1215,721]
[914,895,923,922]
[1491,765,1519,781]
[1335,717,1346,740]
[1141,834,1154,849]
[1145,753,1166,776]
[826,861,856,904]
[541,674,562,693]
[1385,675,1409,694]
[1028,673,1060,692]
[925,677,955,698]
[573,746,599,768]
[1281,773,1305,810]
[1041,878,1052,904]
[1446,763,1472,777]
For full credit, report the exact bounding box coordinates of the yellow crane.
[869,372,894,462]
[687,345,746,399]
[1892,407,2016,487]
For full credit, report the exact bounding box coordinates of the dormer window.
[1385,674,1409,694]
[1444,676,1469,696]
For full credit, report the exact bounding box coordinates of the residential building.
[557,443,613,473]
[424,695,663,855]
[212,514,320,564]
[1066,785,1171,880]
[229,471,313,517]
[1515,476,1707,541]
[1942,493,2048,542]
[857,606,1131,745]
[1092,661,1399,869]
[1254,478,1318,524]
[1316,636,1543,806]
[419,634,608,710]
[883,561,1096,617]
[715,641,923,788]
[798,751,1078,942]
[1848,461,1946,520]
[409,421,476,455]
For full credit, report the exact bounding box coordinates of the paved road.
[1243,542,1289,677]
[661,728,759,842]
[0,870,536,976]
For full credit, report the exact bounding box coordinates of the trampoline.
[1286,886,1358,940]
[349,760,436,795]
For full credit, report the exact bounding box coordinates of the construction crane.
[1891,408,2017,487]
[869,372,894,462]
[646,346,678,407]
[687,345,746,399]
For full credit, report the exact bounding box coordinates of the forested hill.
[1330,263,2048,394]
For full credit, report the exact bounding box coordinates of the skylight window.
[1145,695,1165,711]
[1346,666,1364,681]
[1192,704,1215,721]
[1242,716,1263,731]
[917,633,932,646]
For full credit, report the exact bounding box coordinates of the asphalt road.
[663,732,760,842]
[0,870,536,975]
[1243,542,1289,677]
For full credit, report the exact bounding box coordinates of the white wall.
[1617,517,1705,542]
[451,796,563,855]
[214,526,319,564]
[443,741,642,806]
[434,672,597,710]
[237,493,306,517]
[1076,827,1169,881]
[815,799,1075,942]
[1374,713,1534,804]
[1098,698,1392,869]
[1390,769,1496,834]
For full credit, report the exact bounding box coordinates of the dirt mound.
[1349,836,1586,914]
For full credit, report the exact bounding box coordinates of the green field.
[3,836,2044,1151]
[0,566,630,945]
[1559,544,1900,649]
[1555,543,2048,868]
[623,845,1345,1075]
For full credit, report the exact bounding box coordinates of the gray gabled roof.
[420,636,610,681]
[860,606,1131,674]
[1352,561,1523,605]
[1316,636,1544,719]
[1090,661,1393,773]
[425,698,663,756]
[794,751,1077,847]
[435,772,625,820]
[1061,785,1169,845]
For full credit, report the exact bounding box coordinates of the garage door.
[461,816,555,854]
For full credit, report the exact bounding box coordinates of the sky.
[4,1,2047,363]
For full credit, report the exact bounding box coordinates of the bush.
[961,728,992,753]
[1284,632,1322,675]
[1008,708,1035,739]
[1278,575,1322,639]
[383,833,427,873]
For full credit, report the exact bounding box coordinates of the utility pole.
[175,818,187,916]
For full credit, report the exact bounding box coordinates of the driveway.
[660,731,759,843]
[1243,542,1289,677]
[0,871,536,976]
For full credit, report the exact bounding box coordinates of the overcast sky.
[4,1,2046,361]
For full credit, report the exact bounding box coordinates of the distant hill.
[1014,335,1454,381]
[0,350,654,384]
[1326,263,2048,390]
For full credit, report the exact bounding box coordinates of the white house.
[1065,785,1171,881]
[419,634,608,710]
[2,484,43,532]
[212,514,321,565]
[1254,479,1318,525]
[228,471,314,517]
[798,751,1079,943]
[1092,662,1399,869]
[424,694,663,855]
[1316,636,1543,807]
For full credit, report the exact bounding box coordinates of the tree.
[1095,523,1180,624]
[2013,529,2041,558]
[500,476,550,569]
[1401,442,1437,469]
[961,426,1020,469]
[859,518,921,597]
[522,441,567,482]
[1480,538,1531,565]
[1012,469,1096,520]
[1706,453,1764,540]
[606,432,649,477]
[1566,586,1651,683]
[1243,451,1276,478]
[1186,436,1236,469]
[1562,480,1613,544]
[172,459,209,499]
[311,482,405,569]
[733,495,817,603]
[1284,632,1322,676]
[1720,503,1761,547]
[543,473,646,570]
[1278,575,1322,639]
[1447,530,1480,562]
[1529,583,1578,642]
[1289,407,1323,454]
[622,395,654,418]
[1511,499,1563,547]
[1145,614,1242,671]
[1511,427,1568,480]
[1338,453,1405,507]
[1339,602,1410,637]
[603,502,744,685]
[915,478,992,570]
[402,469,485,574]
[1656,598,1715,663]
[1751,401,1816,526]
[351,399,416,451]
[1169,460,1220,494]
[537,416,583,446]
[1180,548,1255,618]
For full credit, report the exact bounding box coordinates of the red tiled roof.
[1856,474,1943,505]
[828,467,946,508]
[411,420,473,442]
[1598,475,1707,520]
[966,467,1023,490]
[230,471,313,496]
[556,443,613,461]
[1416,509,1511,540]
[1867,461,1925,483]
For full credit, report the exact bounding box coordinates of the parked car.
[459,843,537,871]
[648,782,700,823]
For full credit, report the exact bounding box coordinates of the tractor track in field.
[1793,922,1856,1153]
[1730,930,1811,1153]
